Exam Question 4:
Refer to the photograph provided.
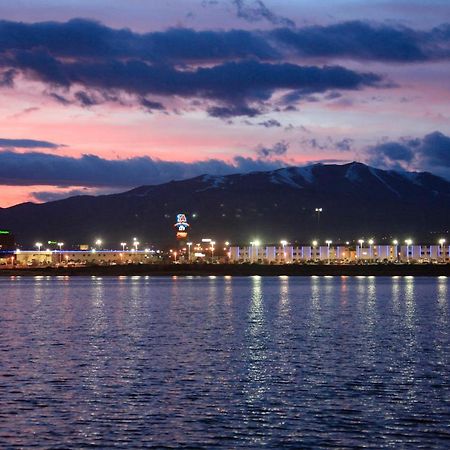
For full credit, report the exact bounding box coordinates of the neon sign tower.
[174,213,190,242]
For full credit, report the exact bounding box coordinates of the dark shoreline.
[0,263,449,277]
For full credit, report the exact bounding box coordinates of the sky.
[0,0,449,206]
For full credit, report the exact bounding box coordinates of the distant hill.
[1,162,449,247]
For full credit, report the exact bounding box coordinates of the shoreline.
[0,263,449,277]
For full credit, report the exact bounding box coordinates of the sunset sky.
[1,0,449,206]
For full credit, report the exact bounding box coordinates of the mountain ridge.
[1,162,449,246]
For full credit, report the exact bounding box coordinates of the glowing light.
[35,242,43,252]
[174,213,190,232]
[312,240,318,247]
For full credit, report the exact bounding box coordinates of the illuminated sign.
[0,230,10,235]
[174,214,190,232]
[48,240,58,245]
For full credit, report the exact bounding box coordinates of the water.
[0,276,449,449]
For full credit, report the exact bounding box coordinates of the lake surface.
[0,276,449,449]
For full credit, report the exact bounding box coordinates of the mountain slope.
[1,162,449,246]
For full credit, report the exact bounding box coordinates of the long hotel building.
[229,243,450,264]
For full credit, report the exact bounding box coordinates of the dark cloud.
[335,138,354,151]
[4,17,448,67]
[231,0,295,27]
[0,18,277,63]
[367,131,450,178]
[272,21,445,62]
[0,150,288,187]
[0,18,392,117]
[300,136,353,151]
[139,98,165,111]
[74,90,100,107]
[257,141,289,158]
[208,104,262,118]
[0,138,61,149]
[4,18,449,117]
[0,68,17,87]
[48,92,72,105]
[257,118,281,127]
[3,52,382,109]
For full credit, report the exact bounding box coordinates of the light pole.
[280,240,287,263]
[405,239,412,262]
[95,239,102,249]
[368,239,374,261]
[35,242,42,252]
[358,239,364,260]
[251,240,260,263]
[312,240,318,261]
[439,238,446,262]
[121,242,127,251]
[187,242,192,262]
[134,240,140,251]
[325,240,332,264]
[211,241,215,262]
[315,207,322,235]
[58,242,64,263]
[393,239,399,262]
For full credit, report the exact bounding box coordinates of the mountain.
[1,162,449,247]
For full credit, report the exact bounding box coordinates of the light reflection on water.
[0,276,449,449]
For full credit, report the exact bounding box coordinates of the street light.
[405,239,413,262]
[250,240,260,263]
[393,239,399,262]
[368,239,374,260]
[358,239,364,259]
[58,242,64,263]
[95,239,102,249]
[211,241,215,262]
[439,238,446,261]
[134,240,140,251]
[121,242,127,251]
[280,240,287,262]
[325,239,332,264]
[35,242,42,252]
[187,242,192,262]
[315,207,323,225]
[312,240,318,261]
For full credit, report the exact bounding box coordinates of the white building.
[228,243,450,264]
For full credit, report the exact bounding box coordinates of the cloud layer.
[367,131,450,178]
[7,18,450,115]
[0,138,61,149]
[0,150,288,187]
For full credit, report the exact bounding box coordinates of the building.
[228,243,450,264]
[14,250,162,266]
